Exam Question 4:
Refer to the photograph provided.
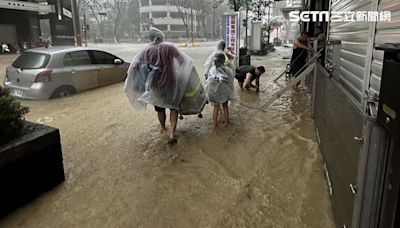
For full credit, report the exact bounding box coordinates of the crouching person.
[234,65,265,92]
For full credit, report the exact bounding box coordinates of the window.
[12,52,50,69]
[140,0,149,6]
[92,51,117,64]
[170,25,187,31]
[64,51,92,66]
[152,12,167,18]
[154,25,168,31]
[170,12,181,18]
[141,12,149,19]
[151,0,166,5]
[63,53,74,66]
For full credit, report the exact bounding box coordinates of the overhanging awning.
[0,0,55,13]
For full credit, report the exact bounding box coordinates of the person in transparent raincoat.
[124,27,194,143]
[204,40,235,79]
[205,52,235,127]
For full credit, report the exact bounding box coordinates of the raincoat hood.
[216,40,226,51]
[204,42,234,76]
[148,27,165,44]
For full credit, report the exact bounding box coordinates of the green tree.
[0,86,29,143]
[105,0,129,43]
[265,18,282,43]
[228,0,252,11]
[194,0,224,38]
[173,0,191,40]
[121,0,140,38]
[81,0,108,38]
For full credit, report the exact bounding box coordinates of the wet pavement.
[0,44,335,227]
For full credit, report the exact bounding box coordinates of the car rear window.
[12,52,50,69]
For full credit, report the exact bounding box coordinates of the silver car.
[4,46,129,99]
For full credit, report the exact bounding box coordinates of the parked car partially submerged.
[4,46,129,99]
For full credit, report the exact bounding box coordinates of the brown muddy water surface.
[0,46,334,227]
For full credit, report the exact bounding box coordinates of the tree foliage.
[173,0,191,39]
[228,0,252,11]
[173,0,224,40]
[105,0,129,42]
[79,0,131,41]
[268,18,283,30]
[194,0,224,38]
[0,86,29,143]
[78,0,228,41]
[121,0,141,38]
[79,0,107,38]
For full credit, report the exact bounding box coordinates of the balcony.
[140,5,179,13]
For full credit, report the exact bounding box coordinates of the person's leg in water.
[238,81,244,90]
[293,73,301,89]
[213,103,220,127]
[294,63,305,88]
[219,107,224,122]
[169,109,178,143]
[222,101,229,125]
[155,106,167,133]
[292,56,307,88]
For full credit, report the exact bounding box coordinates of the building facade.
[0,0,75,49]
[298,0,400,227]
[139,0,201,40]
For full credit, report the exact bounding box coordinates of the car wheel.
[51,86,76,99]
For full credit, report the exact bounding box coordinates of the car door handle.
[71,70,76,74]
[97,67,103,71]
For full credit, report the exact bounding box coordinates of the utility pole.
[267,2,271,43]
[212,11,215,39]
[190,1,194,44]
[245,0,249,47]
[83,11,87,47]
[71,0,82,46]
[212,4,217,40]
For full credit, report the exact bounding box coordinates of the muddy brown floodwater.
[0,46,335,227]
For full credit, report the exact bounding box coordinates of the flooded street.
[0,44,334,227]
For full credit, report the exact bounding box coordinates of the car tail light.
[34,69,53,83]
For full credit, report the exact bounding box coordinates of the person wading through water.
[289,31,313,87]
[124,28,196,143]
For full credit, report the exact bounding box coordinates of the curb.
[179,43,201,47]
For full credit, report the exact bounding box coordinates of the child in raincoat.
[205,52,235,127]
[204,40,235,79]
[124,27,196,143]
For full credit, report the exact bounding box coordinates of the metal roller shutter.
[0,24,17,43]
[369,0,400,96]
[327,0,372,107]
